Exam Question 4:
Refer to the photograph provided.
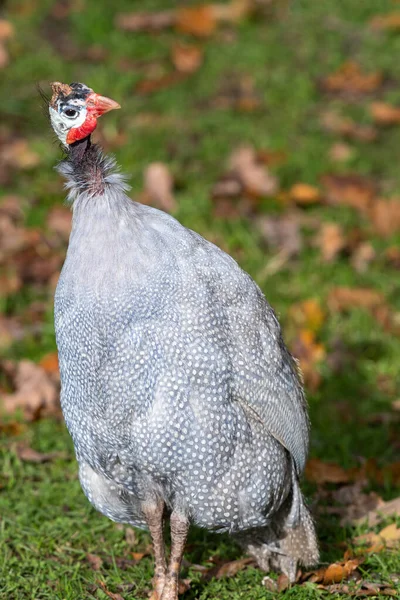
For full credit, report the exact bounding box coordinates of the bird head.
[49,81,120,147]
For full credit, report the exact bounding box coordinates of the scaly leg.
[160,511,189,600]
[142,499,167,600]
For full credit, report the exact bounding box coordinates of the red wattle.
[66,115,98,144]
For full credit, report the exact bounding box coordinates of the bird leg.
[160,510,189,600]
[142,499,167,600]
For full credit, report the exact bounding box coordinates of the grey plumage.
[53,93,318,594]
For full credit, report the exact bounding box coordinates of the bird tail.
[236,461,319,582]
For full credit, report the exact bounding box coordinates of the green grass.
[1,0,400,598]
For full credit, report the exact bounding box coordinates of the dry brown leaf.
[115,10,175,32]
[327,287,385,312]
[171,43,203,74]
[321,61,383,95]
[315,223,346,262]
[322,174,376,213]
[392,399,400,411]
[289,183,321,205]
[203,557,254,580]
[354,496,400,526]
[135,72,184,95]
[329,142,355,163]
[370,12,400,32]
[228,145,278,198]
[1,359,60,421]
[287,299,325,334]
[16,443,65,463]
[141,163,176,212]
[370,102,400,125]
[385,246,400,269]
[378,523,400,543]
[0,19,14,41]
[305,457,350,485]
[350,242,375,273]
[321,110,377,143]
[175,5,216,36]
[369,198,400,237]
[87,553,103,571]
[255,214,302,258]
[211,74,261,112]
[97,581,124,600]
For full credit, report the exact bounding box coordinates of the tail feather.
[235,461,319,582]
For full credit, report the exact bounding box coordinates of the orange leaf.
[305,458,351,485]
[370,102,400,125]
[175,5,216,37]
[321,61,383,95]
[171,43,203,74]
[289,183,321,205]
[370,12,400,31]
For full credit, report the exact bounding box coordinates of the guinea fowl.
[49,81,318,600]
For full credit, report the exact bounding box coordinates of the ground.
[1,0,400,598]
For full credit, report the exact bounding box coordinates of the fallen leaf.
[351,242,375,273]
[135,72,184,95]
[315,222,346,262]
[378,523,400,543]
[87,553,103,571]
[385,246,400,269]
[305,457,350,485]
[16,443,65,463]
[0,421,26,436]
[370,102,400,125]
[327,287,386,312]
[141,163,176,212]
[321,61,383,96]
[329,142,355,162]
[211,74,261,112]
[203,557,254,580]
[176,5,216,37]
[323,559,362,584]
[255,214,302,258]
[1,359,60,421]
[171,43,203,74]
[369,198,400,237]
[322,174,376,213]
[321,110,377,142]
[228,145,278,198]
[0,19,14,41]
[370,12,400,32]
[97,581,124,600]
[115,10,175,32]
[354,496,400,526]
[289,183,321,205]
[392,399,400,411]
[287,299,325,334]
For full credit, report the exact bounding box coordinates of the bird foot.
[159,577,178,600]
[149,574,167,600]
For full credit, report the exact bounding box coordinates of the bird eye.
[64,108,78,118]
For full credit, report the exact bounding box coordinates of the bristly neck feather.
[56,135,130,207]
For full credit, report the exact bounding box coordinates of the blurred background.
[1,1,400,598]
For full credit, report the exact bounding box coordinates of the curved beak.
[86,93,121,118]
